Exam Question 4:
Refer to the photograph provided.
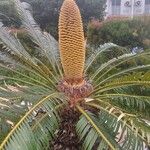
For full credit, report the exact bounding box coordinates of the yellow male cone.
[59,0,85,82]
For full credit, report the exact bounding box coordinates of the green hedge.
[87,16,150,49]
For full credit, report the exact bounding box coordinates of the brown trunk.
[50,107,81,150]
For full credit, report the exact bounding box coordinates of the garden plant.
[0,0,150,149]
[87,16,150,49]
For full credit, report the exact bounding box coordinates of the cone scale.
[58,0,93,106]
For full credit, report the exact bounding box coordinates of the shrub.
[87,16,150,49]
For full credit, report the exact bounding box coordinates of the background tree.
[0,0,21,27]
[0,0,106,38]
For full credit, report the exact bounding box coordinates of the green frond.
[0,26,29,57]
[92,80,150,119]
[0,92,65,150]
[93,64,150,86]
[87,102,150,142]
[90,51,150,83]
[86,44,147,81]
[0,26,58,88]
[93,72,150,95]
[0,84,57,141]
[0,0,62,88]
[77,103,149,150]
[76,105,120,150]
[85,43,120,73]
[0,64,52,89]
[95,93,150,101]
[76,115,99,150]
[13,0,62,78]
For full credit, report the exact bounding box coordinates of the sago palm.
[0,0,150,149]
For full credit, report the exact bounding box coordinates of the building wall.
[106,0,150,17]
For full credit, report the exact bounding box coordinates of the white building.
[106,0,150,17]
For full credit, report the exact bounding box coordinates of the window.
[112,0,121,15]
[145,0,150,5]
[145,0,150,14]
[112,6,121,15]
[145,5,150,14]
[112,0,121,6]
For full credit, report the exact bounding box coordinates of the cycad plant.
[0,0,150,149]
